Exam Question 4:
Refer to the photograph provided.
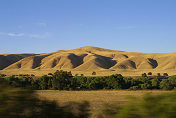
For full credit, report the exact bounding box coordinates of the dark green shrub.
[163,73,169,76]
[142,73,147,77]
[148,72,152,75]
[129,86,140,90]
[157,73,161,77]
[92,72,96,75]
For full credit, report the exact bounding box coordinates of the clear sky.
[0,0,176,54]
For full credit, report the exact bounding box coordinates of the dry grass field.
[36,90,172,115]
[1,69,176,77]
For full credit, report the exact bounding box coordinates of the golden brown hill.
[1,46,176,76]
[0,54,35,70]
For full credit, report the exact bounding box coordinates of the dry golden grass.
[36,90,172,113]
[1,46,176,77]
[1,69,176,77]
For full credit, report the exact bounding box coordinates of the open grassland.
[1,69,176,77]
[36,90,172,114]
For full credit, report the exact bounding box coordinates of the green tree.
[151,78,160,89]
[48,78,52,89]
[106,74,125,89]
[140,82,152,89]
[123,77,133,89]
[52,70,73,90]
[160,79,173,90]
[31,79,40,89]
[75,76,87,89]
[38,75,50,90]
[168,76,176,87]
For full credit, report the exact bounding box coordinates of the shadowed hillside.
[0,54,35,70]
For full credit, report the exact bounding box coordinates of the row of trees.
[1,70,176,90]
[142,72,169,77]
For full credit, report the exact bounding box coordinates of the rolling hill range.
[1,46,176,76]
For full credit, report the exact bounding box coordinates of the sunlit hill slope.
[1,46,176,76]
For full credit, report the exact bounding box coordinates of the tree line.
[1,70,176,90]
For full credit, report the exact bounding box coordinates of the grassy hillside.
[1,46,176,76]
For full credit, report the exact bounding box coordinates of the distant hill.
[1,46,176,75]
[0,54,35,70]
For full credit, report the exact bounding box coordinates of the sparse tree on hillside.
[163,73,169,76]
[92,72,96,75]
[142,73,147,77]
[157,73,161,77]
[48,73,52,76]
[148,72,152,76]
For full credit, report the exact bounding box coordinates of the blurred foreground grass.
[105,91,176,118]
[37,90,171,115]
[0,80,90,118]
[1,79,176,118]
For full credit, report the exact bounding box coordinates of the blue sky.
[0,0,176,54]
